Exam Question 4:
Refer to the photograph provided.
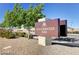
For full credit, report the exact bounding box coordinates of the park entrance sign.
[35,18,67,38]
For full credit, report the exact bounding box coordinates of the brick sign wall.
[35,19,60,37]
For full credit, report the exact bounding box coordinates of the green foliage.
[5,31,15,39]
[2,10,11,27]
[0,29,28,39]
[15,32,28,37]
[24,4,45,28]
[0,29,15,39]
[1,3,45,28]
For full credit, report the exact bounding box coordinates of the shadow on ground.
[51,37,79,47]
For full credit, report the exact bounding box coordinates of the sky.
[0,3,79,28]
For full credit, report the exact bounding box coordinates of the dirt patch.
[0,37,79,55]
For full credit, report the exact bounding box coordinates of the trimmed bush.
[15,32,28,37]
[0,29,16,39]
[0,29,28,39]
[5,31,16,39]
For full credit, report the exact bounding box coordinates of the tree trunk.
[27,28,30,40]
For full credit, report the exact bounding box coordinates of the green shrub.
[0,29,28,39]
[5,31,16,39]
[15,32,28,37]
[0,29,7,38]
[0,29,16,39]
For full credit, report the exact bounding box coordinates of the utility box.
[38,36,52,46]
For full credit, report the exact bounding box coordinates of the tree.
[2,3,45,28]
[2,4,25,28]
[2,10,11,27]
[24,4,45,27]
[1,3,45,39]
[10,3,25,28]
[24,4,45,39]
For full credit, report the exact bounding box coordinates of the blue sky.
[0,3,79,28]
